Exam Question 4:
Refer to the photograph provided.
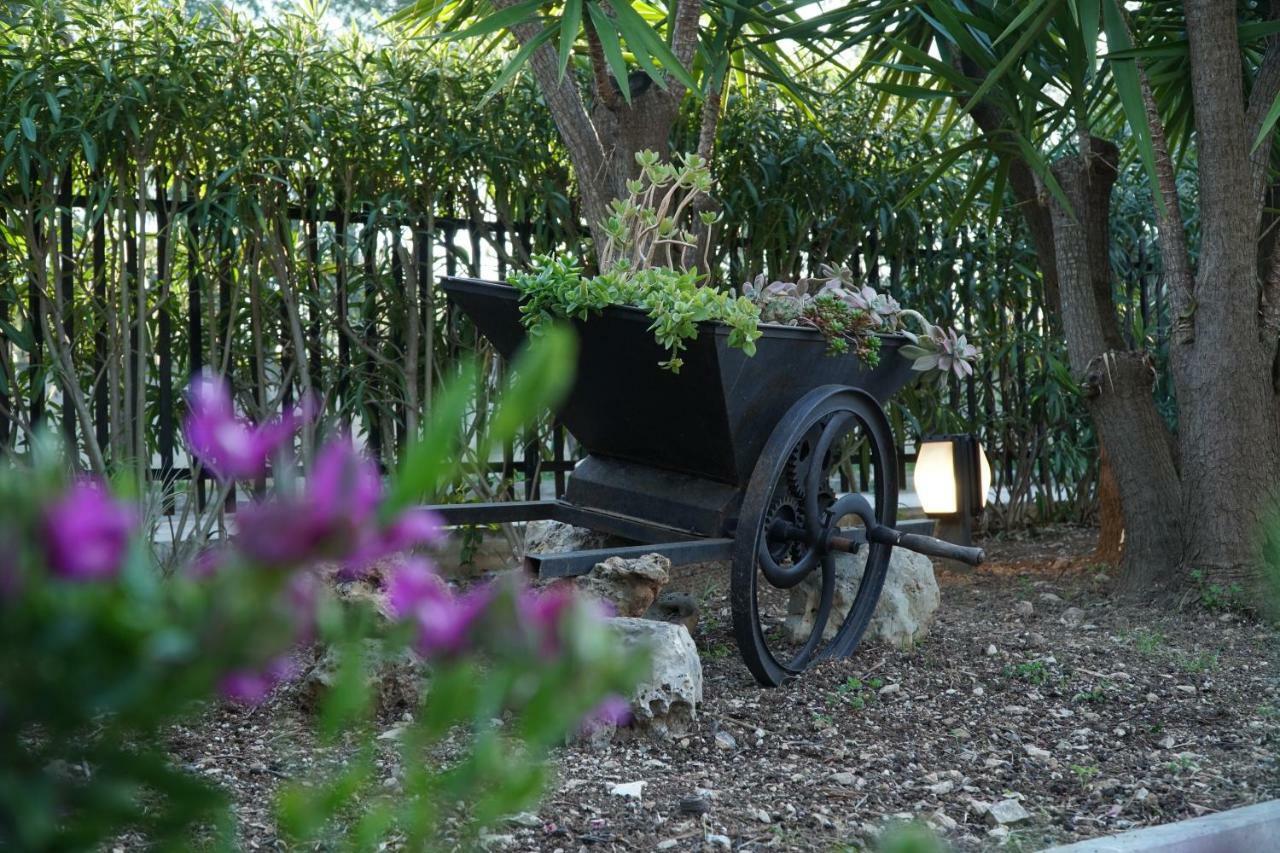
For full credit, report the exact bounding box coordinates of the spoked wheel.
[731,386,899,687]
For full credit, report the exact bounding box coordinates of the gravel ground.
[169,525,1280,850]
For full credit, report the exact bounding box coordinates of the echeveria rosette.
[898,314,979,383]
[41,478,137,582]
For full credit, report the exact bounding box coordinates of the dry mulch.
[169,526,1280,850]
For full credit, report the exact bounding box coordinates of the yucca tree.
[838,0,1280,594]
[391,0,858,265]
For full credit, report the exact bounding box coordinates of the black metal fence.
[0,177,581,510]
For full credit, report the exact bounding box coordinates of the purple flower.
[233,499,333,566]
[183,373,303,482]
[388,561,493,657]
[589,694,632,727]
[519,584,612,656]
[387,558,446,619]
[233,437,382,567]
[189,546,230,579]
[417,585,493,658]
[306,436,382,528]
[345,508,446,575]
[219,654,299,706]
[41,479,136,582]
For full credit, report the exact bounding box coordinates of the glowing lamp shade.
[914,440,958,514]
[913,436,992,516]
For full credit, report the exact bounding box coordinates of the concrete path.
[1042,799,1280,852]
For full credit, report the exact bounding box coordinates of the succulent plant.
[741,264,977,377]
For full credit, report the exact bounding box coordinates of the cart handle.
[821,493,986,567]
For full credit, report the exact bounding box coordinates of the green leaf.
[603,0,699,92]
[0,317,33,352]
[440,0,543,43]
[20,116,36,142]
[1255,91,1280,152]
[484,323,577,450]
[587,4,633,102]
[383,357,477,513]
[482,22,559,100]
[558,0,583,80]
[1101,0,1165,216]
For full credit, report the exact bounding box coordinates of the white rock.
[752,807,771,824]
[576,553,670,617]
[1039,592,1064,605]
[985,644,998,656]
[1023,744,1051,761]
[609,780,647,799]
[1061,607,1085,625]
[715,729,737,751]
[928,780,955,795]
[656,840,679,850]
[610,618,703,738]
[523,520,609,555]
[879,683,901,697]
[785,549,940,649]
[985,799,1032,826]
[1015,600,1035,617]
[505,812,542,828]
[931,810,958,831]
[706,834,731,849]
[832,771,858,786]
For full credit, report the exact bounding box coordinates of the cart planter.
[432,277,984,686]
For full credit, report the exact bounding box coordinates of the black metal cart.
[427,277,984,686]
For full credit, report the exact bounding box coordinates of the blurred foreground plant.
[0,327,645,850]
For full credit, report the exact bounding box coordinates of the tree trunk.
[1178,0,1280,590]
[1046,138,1184,588]
[1093,443,1124,565]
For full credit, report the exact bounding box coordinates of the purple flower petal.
[219,669,274,706]
[590,694,633,726]
[387,558,447,619]
[307,437,382,528]
[41,479,136,581]
[184,373,302,482]
[414,582,493,658]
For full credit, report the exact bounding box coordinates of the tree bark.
[497,0,703,262]
[1177,0,1280,589]
[1093,443,1125,565]
[1046,138,1184,588]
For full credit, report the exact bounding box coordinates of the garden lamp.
[913,434,991,547]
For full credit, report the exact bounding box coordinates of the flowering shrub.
[0,327,644,849]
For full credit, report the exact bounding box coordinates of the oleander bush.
[0,328,645,850]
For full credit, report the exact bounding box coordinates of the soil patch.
[169,525,1280,850]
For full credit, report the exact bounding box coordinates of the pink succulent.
[41,479,136,582]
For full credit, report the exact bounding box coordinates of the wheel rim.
[731,386,899,687]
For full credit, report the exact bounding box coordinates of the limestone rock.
[523,520,610,555]
[576,553,670,617]
[785,548,940,649]
[301,640,423,715]
[610,617,702,737]
[984,799,1032,826]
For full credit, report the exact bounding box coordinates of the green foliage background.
[0,0,1174,525]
